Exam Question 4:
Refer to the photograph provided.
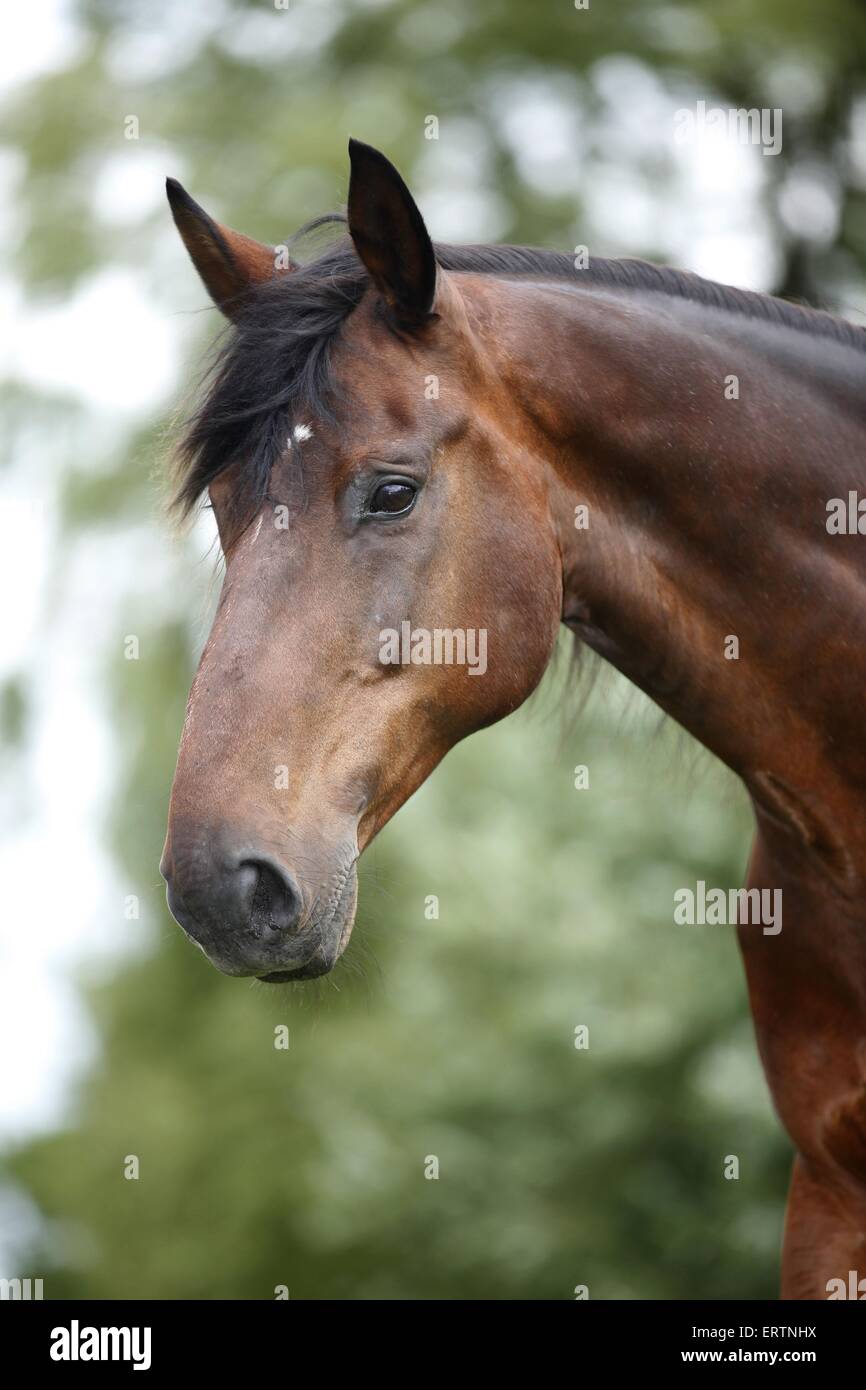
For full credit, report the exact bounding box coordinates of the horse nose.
[244,860,303,936]
[161,845,305,975]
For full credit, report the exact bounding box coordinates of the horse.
[161,139,866,1299]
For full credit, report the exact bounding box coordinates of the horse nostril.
[244,860,303,937]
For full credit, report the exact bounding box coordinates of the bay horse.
[161,139,866,1299]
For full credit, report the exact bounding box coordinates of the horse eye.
[368,479,417,516]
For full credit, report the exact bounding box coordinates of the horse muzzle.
[160,826,359,981]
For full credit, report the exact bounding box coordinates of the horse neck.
[484,274,866,889]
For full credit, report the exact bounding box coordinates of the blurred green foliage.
[4,0,865,1299]
[11,665,786,1299]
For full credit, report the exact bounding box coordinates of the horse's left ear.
[347,139,437,327]
[166,178,293,318]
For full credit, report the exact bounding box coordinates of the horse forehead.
[335,321,434,412]
[334,362,424,433]
[289,403,428,465]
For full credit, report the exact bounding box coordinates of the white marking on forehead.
[293,423,313,442]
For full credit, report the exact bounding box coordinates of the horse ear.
[347,139,437,327]
[166,178,293,318]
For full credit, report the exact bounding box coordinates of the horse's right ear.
[166,179,293,318]
[347,139,437,328]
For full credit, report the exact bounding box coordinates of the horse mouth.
[258,864,358,983]
[260,962,329,982]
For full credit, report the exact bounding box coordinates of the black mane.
[174,214,866,515]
